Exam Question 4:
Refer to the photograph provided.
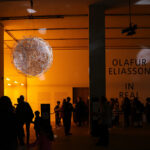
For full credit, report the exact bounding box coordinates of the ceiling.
[0,0,150,51]
[0,0,137,17]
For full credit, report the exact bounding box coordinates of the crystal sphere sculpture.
[13,37,53,76]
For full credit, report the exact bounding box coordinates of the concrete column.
[89,4,105,135]
[0,24,4,97]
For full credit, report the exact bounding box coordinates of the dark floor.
[18,124,150,150]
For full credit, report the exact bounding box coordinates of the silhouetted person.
[34,111,42,140]
[62,97,73,135]
[16,95,34,145]
[30,118,54,150]
[85,97,90,125]
[122,97,131,128]
[112,98,120,127]
[0,96,18,150]
[61,99,66,129]
[145,97,150,124]
[75,97,86,126]
[132,97,144,128]
[16,97,24,145]
[97,96,111,147]
[74,97,80,125]
[54,101,61,127]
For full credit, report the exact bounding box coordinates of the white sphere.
[13,37,53,76]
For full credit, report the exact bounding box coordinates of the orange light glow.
[4,49,89,121]
[20,83,24,86]
[6,78,10,81]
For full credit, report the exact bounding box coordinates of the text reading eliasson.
[109,59,150,75]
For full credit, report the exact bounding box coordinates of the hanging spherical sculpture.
[13,37,53,76]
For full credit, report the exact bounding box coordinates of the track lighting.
[122,24,137,36]
[121,0,137,36]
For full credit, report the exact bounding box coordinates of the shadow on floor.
[18,124,150,150]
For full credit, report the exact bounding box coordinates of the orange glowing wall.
[27,50,89,121]
[4,49,89,121]
[4,48,26,105]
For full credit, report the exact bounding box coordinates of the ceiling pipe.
[0,14,88,20]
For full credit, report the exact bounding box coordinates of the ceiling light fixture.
[38,28,47,34]
[27,8,37,14]
[20,83,24,86]
[14,81,18,84]
[122,0,137,36]
[27,0,37,14]
[8,83,11,86]
[135,0,150,5]
[6,78,10,81]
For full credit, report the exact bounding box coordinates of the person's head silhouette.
[17,98,21,104]
[67,97,71,103]
[19,95,24,103]
[35,111,40,117]
[57,101,60,105]
[63,99,66,105]
[0,96,13,112]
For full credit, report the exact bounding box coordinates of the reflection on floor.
[18,123,150,150]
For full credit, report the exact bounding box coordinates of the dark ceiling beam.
[5,30,18,42]
[45,38,89,41]
[2,14,150,21]
[4,42,12,49]
[6,27,88,31]
[4,46,89,50]
[0,0,29,1]
[5,37,150,41]
[4,38,89,42]
[106,47,149,50]
[6,27,150,31]
[0,23,18,43]
[105,14,150,16]
[0,14,88,20]
[53,49,88,51]
[106,37,150,39]
[4,46,146,50]
[106,45,149,48]
[106,45,149,47]
[52,46,88,48]
[106,27,150,29]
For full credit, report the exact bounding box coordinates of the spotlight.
[127,30,136,36]
[121,24,137,36]
[27,8,37,14]
[121,27,131,34]
[6,78,10,81]
[20,83,24,86]
[121,0,138,36]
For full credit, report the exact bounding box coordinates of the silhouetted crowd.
[108,97,150,128]
[54,96,150,131]
[54,97,89,131]
[0,95,54,150]
[121,97,150,128]
[1,94,150,149]
[88,96,150,146]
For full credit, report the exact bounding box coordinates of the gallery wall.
[4,49,89,121]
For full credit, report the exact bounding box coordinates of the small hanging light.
[121,0,137,36]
